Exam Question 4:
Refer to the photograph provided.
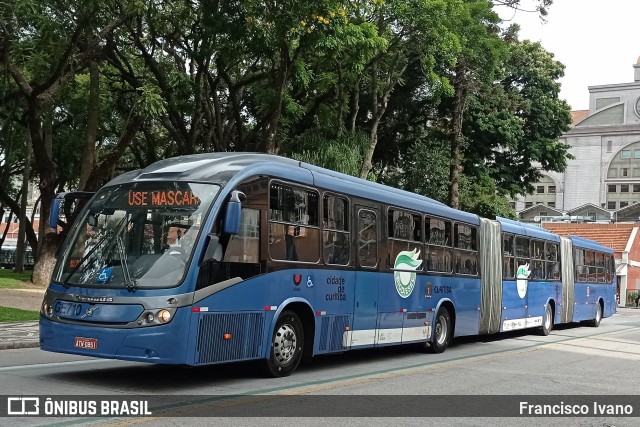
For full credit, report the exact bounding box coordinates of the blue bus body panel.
[40,308,192,363]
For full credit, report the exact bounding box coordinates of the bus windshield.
[53,182,220,289]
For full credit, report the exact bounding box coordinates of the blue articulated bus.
[40,153,616,376]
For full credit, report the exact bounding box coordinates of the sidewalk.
[0,287,44,350]
[0,321,39,349]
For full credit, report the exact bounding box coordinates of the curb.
[0,341,39,350]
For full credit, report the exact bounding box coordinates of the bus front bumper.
[39,314,190,364]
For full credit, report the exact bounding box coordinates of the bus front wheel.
[428,307,451,354]
[264,310,304,377]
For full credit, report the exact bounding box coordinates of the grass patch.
[0,306,39,322]
[0,269,32,289]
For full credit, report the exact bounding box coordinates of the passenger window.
[503,234,515,279]
[515,237,530,275]
[388,209,422,271]
[358,209,377,268]
[585,251,597,282]
[425,216,452,273]
[323,195,350,265]
[530,240,545,279]
[574,249,586,282]
[454,224,478,275]
[269,183,320,263]
[545,242,560,280]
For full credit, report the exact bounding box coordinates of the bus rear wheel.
[539,303,553,336]
[264,310,304,377]
[587,302,602,327]
[428,307,451,354]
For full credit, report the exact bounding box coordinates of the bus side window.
[426,216,452,273]
[268,182,320,263]
[530,240,545,280]
[503,234,515,279]
[515,236,530,274]
[358,209,377,268]
[388,208,422,270]
[454,223,478,275]
[323,195,350,265]
[586,250,597,282]
[574,249,586,282]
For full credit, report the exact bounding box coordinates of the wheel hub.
[274,324,297,364]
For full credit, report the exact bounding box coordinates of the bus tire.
[428,307,451,354]
[264,310,304,377]
[587,302,602,327]
[539,303,553,336]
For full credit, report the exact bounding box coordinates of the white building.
[514,57,640,217]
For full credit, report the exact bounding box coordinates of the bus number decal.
[54,301,83,316]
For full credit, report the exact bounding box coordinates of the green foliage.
[381,137,451,204]
[136,84,168,119]
[286,131,368,177]
[0,0,572,262]
[463,36,572,197]
[459,173,517,219]
[0,307,40,322]
[627,291,639,306]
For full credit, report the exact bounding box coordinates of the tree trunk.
[264,42,290,155]
[79,60,100,190]
[359,59,403,179]
[29,107,58,287]
[31,186,57,287]
[32,232,60,287]
[360,117,382,179]
[14,139,31,273]
[447,61,467,210]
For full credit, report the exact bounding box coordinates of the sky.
[497,0,640,111]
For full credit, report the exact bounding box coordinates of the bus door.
[350,206,380,348]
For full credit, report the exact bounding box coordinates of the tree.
[356,0,456,179]
[0,0,131,285]
[285,131,368,177]
[463,34,572,198]
[434,0,506,209]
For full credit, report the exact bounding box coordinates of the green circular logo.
[393,249,423,298]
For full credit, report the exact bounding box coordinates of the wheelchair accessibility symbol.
[97,267,113,284]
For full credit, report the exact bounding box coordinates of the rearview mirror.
[49,191,95,230]
[223,190,245,235]
[87,213,99,227]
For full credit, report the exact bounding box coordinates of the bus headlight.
[157,309,172,323]
[42,302,53,318]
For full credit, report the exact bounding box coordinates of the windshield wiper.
[117,237,137,292]
[61,214,128,286]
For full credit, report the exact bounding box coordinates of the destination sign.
[127,190,200,207]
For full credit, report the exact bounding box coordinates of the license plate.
[74,337,98,350]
